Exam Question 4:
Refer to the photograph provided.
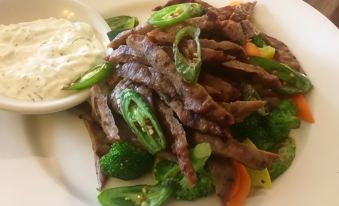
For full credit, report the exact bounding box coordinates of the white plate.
[1,0,339,206]
[0,0,110,114]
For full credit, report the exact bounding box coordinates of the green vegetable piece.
[148,3,205,29]
[252,35,266,48]
[105,16,139,41]
[269,137,296,180]
[249,57,313,94]
[66,62,114,90]
[268,100,300,131]
[120,89,166,154]
[98,183,175,206]
[232,99,300,151]
[153,143,213,201]
[153,160,181,183]
[190,142,212,170]
[99,140,154,180]
[176,170,213,200]
[173,25,202,83]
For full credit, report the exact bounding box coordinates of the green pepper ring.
[173,25,202,84]
[120,89,166,154]
[148,3,205,29]
[66,62,114,90]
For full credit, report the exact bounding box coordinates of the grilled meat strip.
[116,62,227,136]
[208,157,235,201]
[193,132,279,170]
[200,73,240,102]
[126,34,234,123]
[156,99,196,186]
[221,100,266,123]
[90,85,120,143]
[73,103,111,190]
[222,60,282,88]
[108,23,154,49]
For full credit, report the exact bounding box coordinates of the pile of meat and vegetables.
[70,0,315,205]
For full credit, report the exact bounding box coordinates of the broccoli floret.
[268,99,300,131]
[153,143,213,201]
[176,169,213,200]
[269,137,296,180]
[231,100,301,151]
[99,140,154,180]
[98,182,175,206]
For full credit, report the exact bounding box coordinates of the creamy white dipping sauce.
[0,18,106,101]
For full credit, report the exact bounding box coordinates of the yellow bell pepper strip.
[246,35,276,59]
[66,62,114,90]
[120,89,166,154]
[292,94,315,123]
[243,139,272,189]
[148,3,205,29]
[173,25,202,83]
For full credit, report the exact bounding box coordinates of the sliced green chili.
[249,57,313,94]
[173,25,202,84]
[66,62,114,90]
[120,89,166,154]
[148,3,205,29]
[105,16,139,41]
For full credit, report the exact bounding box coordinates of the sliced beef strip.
[106,45,148,65]
[220,20,247,45]
[202,48,235,62]
[108,23,154,49]
[218,1,257,22]
[126,34,234,123]
[193,132,279,170]
[222,60,282,88]
[182,40,234,62]
[90,85,120,143]
[73,103,110,190]
[200,73,240,102]
[208,157,235,202]
[240,19,258,40]
[116,62,226,136]
[83,119,110,190]
[260,33,303,72]
[156,99,196,186]
[221,100,266,123]
[116,62,177,98]
[199,38,245,55]
[147,24,185,45]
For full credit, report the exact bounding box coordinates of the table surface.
[305,0,339,27]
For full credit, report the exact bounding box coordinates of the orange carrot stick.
[226,161,251,206]
[293,94,315,123]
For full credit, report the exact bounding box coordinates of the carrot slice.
[293,94,315,123]
[244,42,261,57]
[227,161,251,206]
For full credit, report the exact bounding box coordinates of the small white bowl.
[0,0,110,114]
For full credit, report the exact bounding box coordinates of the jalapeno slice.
[66,62,114,90]
[249,57,313,94]
[105,16,139,41]
[148,3,205,29]
[120,89,166,154]
[173,25,202,84]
